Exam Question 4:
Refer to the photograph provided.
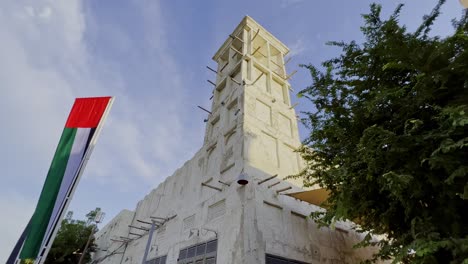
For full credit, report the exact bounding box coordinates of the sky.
[0,0,464,261]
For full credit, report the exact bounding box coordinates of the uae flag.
[15,97,113,261]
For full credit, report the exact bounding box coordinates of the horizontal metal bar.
[251,29,260,42]
[270,59,283,68]
[258,174,278,185]
[110,239,128,243]
[263,200,283,209]
[230,46,243,56]
[136,219,152,225]
[167,214,177,220]
[220,62,229,72]
[267,181,280,189]
[284,70,297,81]
[229,34,244,43]
[251,72,264,86]
[150,216,167,221]
[291,211,307,219]
[206,66,218,74]
[202,177,213,184]
[218,180,231,187]
[197,106,212,114]
[252,46,261,56]
[201,182,222,192]
[289,102,299,109]
[129,225,149,231]
[207,79,216,86]
[251,46,267,58]
[276,186,292,194]
[335,227,349,234]
[129,232,143,237]
[230,77,241,86]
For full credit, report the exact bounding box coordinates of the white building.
[93,17,380,264]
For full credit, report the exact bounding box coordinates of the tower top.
[213,16,289,61]
[205,16,303,187]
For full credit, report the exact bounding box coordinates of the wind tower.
[93,16,380,264]
[205,16,303,188]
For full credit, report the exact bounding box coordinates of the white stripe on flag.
[39,128,91,252]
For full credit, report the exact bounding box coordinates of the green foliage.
[86,207,102,225]
[44,211,98,264]
[297,1,468,263]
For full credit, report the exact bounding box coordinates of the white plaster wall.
[93,209,136,263]
[93,16,385,264]
[253,183,381,264]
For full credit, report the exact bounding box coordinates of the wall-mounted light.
[237,173,249,185]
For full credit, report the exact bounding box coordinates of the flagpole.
[35,97,115,264]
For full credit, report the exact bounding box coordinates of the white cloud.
[279,0,304,8]
[287,37,307,57]
[24,6,35,17]
[39,6,52,19]
[0,0,199,261]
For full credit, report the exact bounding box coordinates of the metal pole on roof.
[78,210,105,264]
[77,225,96,264]
[141,220,156,264]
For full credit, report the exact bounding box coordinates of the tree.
[296,1,467,263]
[44,209,100,264]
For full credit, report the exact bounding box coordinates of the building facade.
[93,17,379,264]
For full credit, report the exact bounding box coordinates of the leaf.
[445,166,468,184]
[296,0,467,263]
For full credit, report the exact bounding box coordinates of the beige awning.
[286,188,330,206]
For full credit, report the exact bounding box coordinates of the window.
[206,240,217,253]
[187,246,196,258]
[145,255,167,264]
[179,249,187,260]
[207,200,226,221]
[265,254,309,264]
[178,240,217,264]
[196,244,206,256]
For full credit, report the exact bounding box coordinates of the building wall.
[254,184,379,264]
[93,176,379,264]
[93,210,135,263]
[93,16,384,264]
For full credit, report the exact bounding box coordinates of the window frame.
[178,239,218,264]
[265,254,310,264]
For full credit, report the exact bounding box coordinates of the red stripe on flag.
[65,97,111,128]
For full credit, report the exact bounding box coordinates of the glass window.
[266,256,287,264]
[196,243,206,256]
[266,254,309,264]
[206,240,217,253]
[179,249,187,260]
[178,240,217,264]
[187,246,196,258]
[160,256,167,264]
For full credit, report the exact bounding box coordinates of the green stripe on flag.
[20,127,77,259]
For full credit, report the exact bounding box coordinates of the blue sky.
[0,0,464,261]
